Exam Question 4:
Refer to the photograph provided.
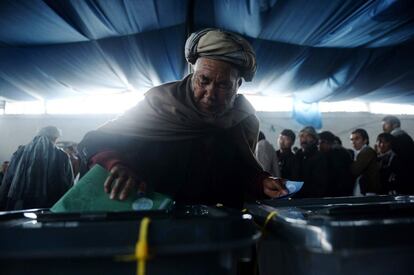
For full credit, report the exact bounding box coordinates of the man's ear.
[237,78,243,88]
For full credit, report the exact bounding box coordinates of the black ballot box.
[246,196,414,275]
[0,205,260,275]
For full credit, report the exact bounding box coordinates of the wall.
[1,112,413,162]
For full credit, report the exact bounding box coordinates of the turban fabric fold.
[185,28,257,82]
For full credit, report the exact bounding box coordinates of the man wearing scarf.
[0,126,74,210]
[78,29,287,208]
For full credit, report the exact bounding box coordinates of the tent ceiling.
[0,0,413,103]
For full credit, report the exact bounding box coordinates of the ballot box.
[0,205,260,275]
[247,196,414,275]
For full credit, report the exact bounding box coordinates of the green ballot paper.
[51,164,173,213]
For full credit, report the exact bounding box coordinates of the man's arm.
[255,141,272,172]
[78,131,144,200]
[351,148,376,176]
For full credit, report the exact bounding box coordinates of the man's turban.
[185,28,257,82]
[37,126,61,139]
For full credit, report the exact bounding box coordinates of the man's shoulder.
[147,75,190,94]
[56,147,70,158]
[257,139,273,150]
[234,94,256,114]
[360,146,376,157]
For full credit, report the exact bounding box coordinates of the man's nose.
[204,84,217,99]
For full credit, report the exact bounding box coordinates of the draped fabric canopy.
[0,0,413,104]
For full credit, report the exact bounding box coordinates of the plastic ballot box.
[247,196,414,275]
[0,205,260,275]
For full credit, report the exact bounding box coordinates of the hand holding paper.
[51,164,173,213]
[276,180,304,199]
[263,177,289,198]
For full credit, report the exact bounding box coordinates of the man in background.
[382,115,414,194]
[350,128,380,196]
[318,131,354,197]
[255,131,280,177]
[276,129,296,180]
[293,126,329,198]
[0,126,73,210]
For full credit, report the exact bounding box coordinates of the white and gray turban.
[37,126,61,139]
[185,28,257,82]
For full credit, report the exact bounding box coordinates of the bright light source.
[3,94,414,115]
[46,93,144,114]
[369,103,414,115]
[244,95,292,112]
[320,101,369,112]
[23,213,38,219]
[5,101,45,114]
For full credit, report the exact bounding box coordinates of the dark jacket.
[391,130,414,194]
[324,146,354,197]
[377,151,402,194]
[276,149,295,180]
[293,145,329,198]
[351,146,380,194]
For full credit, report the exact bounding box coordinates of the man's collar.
[354,144,368,158]
[391,127,402,135]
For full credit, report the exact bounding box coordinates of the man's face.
[192,58,241,115]
[1,161,9,173]
[299,132,317,151]
[376,138,391,154]
[318,140,331,153]
[350,133,366,151]
[382,121,394,133]
[278,135,293,151]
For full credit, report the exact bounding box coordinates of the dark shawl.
[78,75,264,207]
[90,74,261,169]
[0,136,74,210]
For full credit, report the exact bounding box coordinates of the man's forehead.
[280,134,292,140]
[350,133,362,139]
[300,132,313,137]
[195,58,238,74]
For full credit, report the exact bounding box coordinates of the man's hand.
[262,177,288,198]
[104,164,143,200]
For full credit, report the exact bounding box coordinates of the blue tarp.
[0,0,413,104]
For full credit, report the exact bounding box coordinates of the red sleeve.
[89,150,125,171]
[248,171,271,200]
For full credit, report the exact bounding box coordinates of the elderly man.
[78,29,287,208]
[0,126,74,210]
[382,115,414,194]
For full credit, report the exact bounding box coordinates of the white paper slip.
[274,180,304,199]
[285,180,304,195]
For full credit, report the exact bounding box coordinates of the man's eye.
[218,83,232,89]
[199,77,210,85]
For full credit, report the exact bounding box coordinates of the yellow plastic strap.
[262,211,277,232]
[114,217,151,275]
[136,217,151,275]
